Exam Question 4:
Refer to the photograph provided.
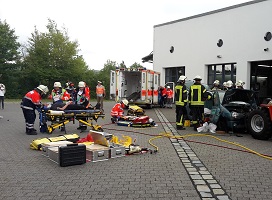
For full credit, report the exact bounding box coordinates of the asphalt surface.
[0,101,271,200]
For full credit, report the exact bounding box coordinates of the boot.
[176,126,186,130]
[26,129,37,135]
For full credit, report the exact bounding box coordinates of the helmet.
[121,99,129,106]
[54,82,61,88]
[178,75,187,81]
[223,82,227,87]
[226,80,233,87]
[97,81,102,84]
[167,86,170,89]
[78,81,85,88]
[194,75,202,80]
[236,80,245,87]
[37,85,49,94]
[213,80,220,85]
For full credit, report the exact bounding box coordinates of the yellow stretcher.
[41,109,105,134]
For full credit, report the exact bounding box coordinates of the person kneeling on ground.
[110,99,129,123]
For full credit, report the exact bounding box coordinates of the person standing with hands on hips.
[96,81,106,111]
[175,76,188,130]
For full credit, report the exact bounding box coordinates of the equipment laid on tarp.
[116,115,157,127]
[39,108,105,134]
[30,134,80,150]
[34,130,157,167]
[127,105,145,116]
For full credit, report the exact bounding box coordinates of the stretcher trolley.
[39,109,105,134]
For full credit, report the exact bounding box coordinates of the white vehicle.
[110,68,161,108]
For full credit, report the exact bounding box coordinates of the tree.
[129,62,144,69]
[94,60,116,99]
[22,19,88,90]
[0,19,21,98]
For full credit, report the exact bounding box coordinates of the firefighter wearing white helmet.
[189,75,211,131]
[211,80,221,90]
[20,85,49,135]
[110,99,128,123]
[226,80,234,89]
[175,75,188,130]
[235,80,245,89]
[48,82,70,104]
[75,81,90,131]
[223,82,228,90]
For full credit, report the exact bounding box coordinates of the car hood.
[222,89,256,105]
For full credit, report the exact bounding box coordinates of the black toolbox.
[49,144,86,167]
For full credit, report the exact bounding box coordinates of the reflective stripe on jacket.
[175,85,188,106]
[189,84,208,106]
[111,103,124,117]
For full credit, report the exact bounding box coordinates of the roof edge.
[154,0,268,28]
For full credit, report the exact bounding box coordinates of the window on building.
[207,63,236,87]
[165,67,185,83]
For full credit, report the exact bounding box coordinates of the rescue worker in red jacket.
[188,75,211,131]
[21,85,49,135]
[48,82,70,104]
[110,99,129,123]
[175,76,188,130]
[166,86,174,108]
[159,86,167,108]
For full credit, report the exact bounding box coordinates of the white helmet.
[194,75,202,80]
[54,82,61,88]
[213,80,220,85]
[37,85,49,94]
[78,81,85,88]
[121,99,129,106]
[178,75,187,81]
[223,82,227,87]
[236,80,245,87]
[167,86,170,89]
[226,80,233,87]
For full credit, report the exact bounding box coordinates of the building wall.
[153,0,272,89]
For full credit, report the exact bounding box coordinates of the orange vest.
[96,85,105,95]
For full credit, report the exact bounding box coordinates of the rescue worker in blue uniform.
[175,75,188,130]
[20,85,49,135]
[188,75,211,131]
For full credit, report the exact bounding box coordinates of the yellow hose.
[147,133,272,160]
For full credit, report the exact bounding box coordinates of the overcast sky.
[0,0,249,70]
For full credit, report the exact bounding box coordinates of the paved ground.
[0,101,271,200]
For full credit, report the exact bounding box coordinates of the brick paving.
[0,101,272,200]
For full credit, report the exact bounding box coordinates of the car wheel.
[248,109,272,140]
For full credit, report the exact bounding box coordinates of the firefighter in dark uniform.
[175,75,188,130]
[21,85,49,135]
[189,75,211,131]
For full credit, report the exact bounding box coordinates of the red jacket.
[161,88,167,96]
[166,89,173,98]
[111,103,124,117]
[21,90,42,110]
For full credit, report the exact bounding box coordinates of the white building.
[143,0,272,101]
